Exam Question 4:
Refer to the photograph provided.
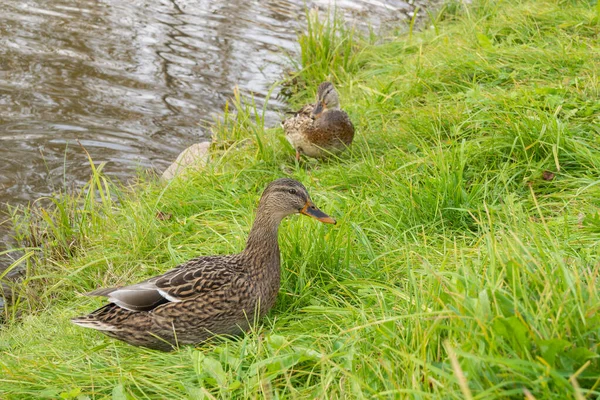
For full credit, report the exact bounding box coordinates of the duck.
[71,178,336,351]
[282,81,355,161]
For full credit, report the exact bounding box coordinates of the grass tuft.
[284,7,360,99]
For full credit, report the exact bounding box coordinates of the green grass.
[2,0,600,398]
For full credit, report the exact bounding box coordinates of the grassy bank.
[2,0,600,398]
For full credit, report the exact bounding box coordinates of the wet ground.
[0,0,440,275]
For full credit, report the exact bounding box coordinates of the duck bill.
[300,201,336,224]
[311,101,325,120]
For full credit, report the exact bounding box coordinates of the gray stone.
[161,142,211,181]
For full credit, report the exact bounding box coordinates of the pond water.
[0,0,438,268]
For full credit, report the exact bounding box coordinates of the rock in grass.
[161,142,211,181]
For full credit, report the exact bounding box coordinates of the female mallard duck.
[283,81,355,160]
[72,178,335,351]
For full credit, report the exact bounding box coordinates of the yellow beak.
[300,201,336,224]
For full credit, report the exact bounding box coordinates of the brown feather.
[282,82,354,159]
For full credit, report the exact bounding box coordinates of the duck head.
[258,178,336,224]
[311,82,340,120]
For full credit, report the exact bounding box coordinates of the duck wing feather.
[86,255,240,312]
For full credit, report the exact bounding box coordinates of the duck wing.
[85,255,239,312]
[282,104,314,128]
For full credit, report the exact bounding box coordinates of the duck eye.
[288,188,297,195]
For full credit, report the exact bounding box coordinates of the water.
[0,0,438,273]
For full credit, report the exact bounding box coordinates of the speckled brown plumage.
[282,82,355,160]
[71,178,336,351]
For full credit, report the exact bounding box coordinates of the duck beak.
[311,101,325,120]
[300,201,336,224]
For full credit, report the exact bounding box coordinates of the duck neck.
[243,207,283,272]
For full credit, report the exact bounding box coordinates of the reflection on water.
[0,0,299,205]
[0,0,436,261]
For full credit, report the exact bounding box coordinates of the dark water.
[0,0,438,272]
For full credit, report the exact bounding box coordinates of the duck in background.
[283,82,355,161]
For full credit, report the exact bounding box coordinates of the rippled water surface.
[0,0,436,256]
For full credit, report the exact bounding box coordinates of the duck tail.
[71,304,118,331]
[71,316,117,331]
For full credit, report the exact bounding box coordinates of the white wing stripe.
[158,289,182,302]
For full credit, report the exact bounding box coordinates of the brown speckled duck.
[72,178,335,351]
[283,81,355,161]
